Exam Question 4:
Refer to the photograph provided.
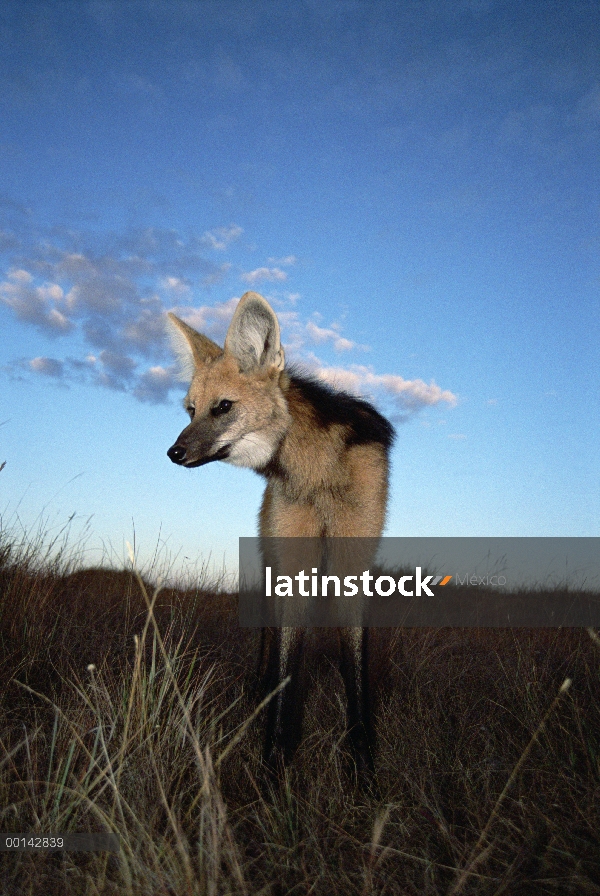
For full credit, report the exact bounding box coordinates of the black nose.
[167,444,186,464]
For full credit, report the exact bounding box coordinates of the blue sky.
[1,0,598,578]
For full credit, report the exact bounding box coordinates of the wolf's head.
[166,292,291,470]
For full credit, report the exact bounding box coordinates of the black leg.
[339,626,376,782]
[261,626,307,770]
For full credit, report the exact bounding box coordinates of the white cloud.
[134,365,179,404]
[1,223,457,416]
[29,357,64,378]
[38,283,64,302]
[46,308,71,329]
[65,274,138,315]
[99,350,136,379]
[1,269,74,334]
[95,371,128,392]
[305,321,356,352]
[171,296,239,345]
[122,298,169,354]
[56,253,97,278]
[200,224,243,251]
[8,268,32,284]
[310,362,458,414]
[268,255,297,266]
[241,267,287,284]
[162,276,191,296]
[0,225,250,402]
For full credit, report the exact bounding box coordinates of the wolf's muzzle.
[167,444,230,467]
[167,444,186,464]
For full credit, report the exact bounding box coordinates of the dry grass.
[1,522,599,894]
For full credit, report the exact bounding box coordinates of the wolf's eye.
[211,399,233,417]
[187,406,195,419]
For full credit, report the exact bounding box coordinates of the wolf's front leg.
[260,625,307,771]
[339,626,375,782]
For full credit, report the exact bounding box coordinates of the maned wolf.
[167,292,394,780]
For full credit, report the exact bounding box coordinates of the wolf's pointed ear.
[167,313,223,380]
[224,292,285,373]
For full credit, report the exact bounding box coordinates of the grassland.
[0,523,599,895]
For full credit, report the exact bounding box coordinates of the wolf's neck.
[258,376,332,491]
